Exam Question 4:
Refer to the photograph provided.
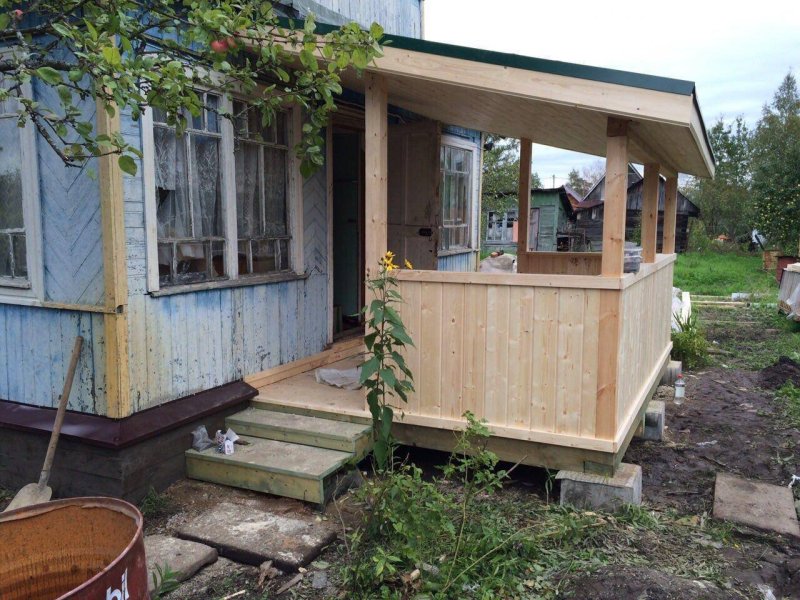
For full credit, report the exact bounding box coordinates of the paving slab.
[175,501,338,570]
[144,535,218,593]
[713,473,800,538]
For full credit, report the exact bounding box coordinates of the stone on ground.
[713,473,800,538]
[144,534,218,593]
[175,501,338,569]
[557,463,642,511]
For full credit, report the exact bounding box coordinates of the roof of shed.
[297,22,716,178]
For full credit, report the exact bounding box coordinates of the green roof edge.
[282,17,696,96]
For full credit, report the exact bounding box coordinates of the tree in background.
[480,135,542,240]
[0,1,383,176]
[682,117,752,241]
[566,160,604,197]
[751,73,800,254]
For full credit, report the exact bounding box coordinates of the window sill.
[149,271,309,297]
[437,248,476,258]
[0,279,32,290]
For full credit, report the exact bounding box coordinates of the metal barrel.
[0,496,148,600]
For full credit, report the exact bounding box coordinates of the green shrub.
[687,219,712,253]
[671,313,709,370]
[341,413,537,599]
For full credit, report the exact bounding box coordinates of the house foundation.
[556,463,642,511]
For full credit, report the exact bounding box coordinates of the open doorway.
[331,129,364,339]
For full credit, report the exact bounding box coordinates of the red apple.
[11,9,23,20]
[225,36,237,49]
[210,39,228,54]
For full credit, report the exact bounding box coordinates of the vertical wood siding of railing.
[397,277,602,438]
[615,261,674,430]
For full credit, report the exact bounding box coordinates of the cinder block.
[643,400,665,441]
[557,463,642,511]
[660,360,682,385]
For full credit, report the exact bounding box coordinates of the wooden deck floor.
[255,355,368,417]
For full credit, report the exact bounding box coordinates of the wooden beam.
[662,175,678,254]
[600,118,629,277]
[364,73,388,282]
[517,138,532,254]
[96,99,131,419]
[640,163,660,263]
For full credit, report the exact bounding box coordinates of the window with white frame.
[0,94,26,285]
[439,143,473,252]
[150,94,292,288]
[233,101,290,275]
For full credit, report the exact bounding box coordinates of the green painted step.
[227,407,373,458]
[185,436,354,505]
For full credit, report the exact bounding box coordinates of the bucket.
[0,497,148,600]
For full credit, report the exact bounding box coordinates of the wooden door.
[387,120,441,270]
[527,207,540,251]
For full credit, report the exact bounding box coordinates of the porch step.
[251,396,371,425]
[226,407,373,458]
[185,436,354,505]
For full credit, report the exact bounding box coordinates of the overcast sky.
[424,0,800,185]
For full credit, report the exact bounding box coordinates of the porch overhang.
[336,37,714,178]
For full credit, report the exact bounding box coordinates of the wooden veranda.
[245,32,715,475]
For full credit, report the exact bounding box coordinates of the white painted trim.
[438,133,480,255]
[220,94,239,280]
[140,106,160,293]
[288,106,304,274]
[0,81,43,300]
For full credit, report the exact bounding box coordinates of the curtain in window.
[154,126,190,239]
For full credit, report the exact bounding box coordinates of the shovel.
[5,335,83,512]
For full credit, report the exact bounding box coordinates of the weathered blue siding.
[0,82,107,413]
[438,251,478,272]
[121,111,329,411]
[288,0,422,37]
[0,304,106,412]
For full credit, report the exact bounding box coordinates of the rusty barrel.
[0,497,148,600]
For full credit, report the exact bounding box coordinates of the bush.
[671,313,708,370]
[341,414,537,599]
[687,219,712,253]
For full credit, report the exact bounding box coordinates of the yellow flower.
[404,259,413,269]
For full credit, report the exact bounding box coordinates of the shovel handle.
[38,336,83,489]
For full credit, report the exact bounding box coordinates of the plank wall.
[121,111,330,412]
[438,251,478,272]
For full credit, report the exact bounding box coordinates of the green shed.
[527,187,576,251]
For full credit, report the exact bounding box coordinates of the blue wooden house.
[0,0,715,505]
[0,0,486,501]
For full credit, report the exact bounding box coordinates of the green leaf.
[369,22,384,39]
[364,331,378,351]
[35,67,62,86]
[102,45,122,66]
[118,154,137,176]
[359,357,379,383]
[0,14,10,29]
[380,368,397,388]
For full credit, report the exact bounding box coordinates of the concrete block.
[660,360,682,385]
[713,473,800,538]
[643,401,665,441]
[557,463,642,511]
[145,535,218,593]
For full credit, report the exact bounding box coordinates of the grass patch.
[775,382,800,428]
[697,304,800,370]
[674,251,778,298]
[139,486,174,519]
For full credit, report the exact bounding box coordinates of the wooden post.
[517,138,532,255]
[97,99,131,418]
[601,118,629,277]
[662,175,678,254]
[364,73,388,282]
[640,163,660,263]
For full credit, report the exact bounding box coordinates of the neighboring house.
[0,1,715,504]
[575,164,700,252]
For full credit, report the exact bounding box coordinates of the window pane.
[276,113,287,146]
[277,239,289,271]
[158,243,173,285]
[154,126,191,238]
[210,240,225,278]
[233,101,248,137]
[235,140,261,238]
[252,239,276,274]
[0,118,24,230]
[0,235,11,277]
[189,133,222,237]
[11,233,26,278]
[205,94,219,133]
[238,239,250,274]
[175,242,208,283]
[263,147,287,237]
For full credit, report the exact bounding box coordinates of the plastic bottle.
[674,374,686,405]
